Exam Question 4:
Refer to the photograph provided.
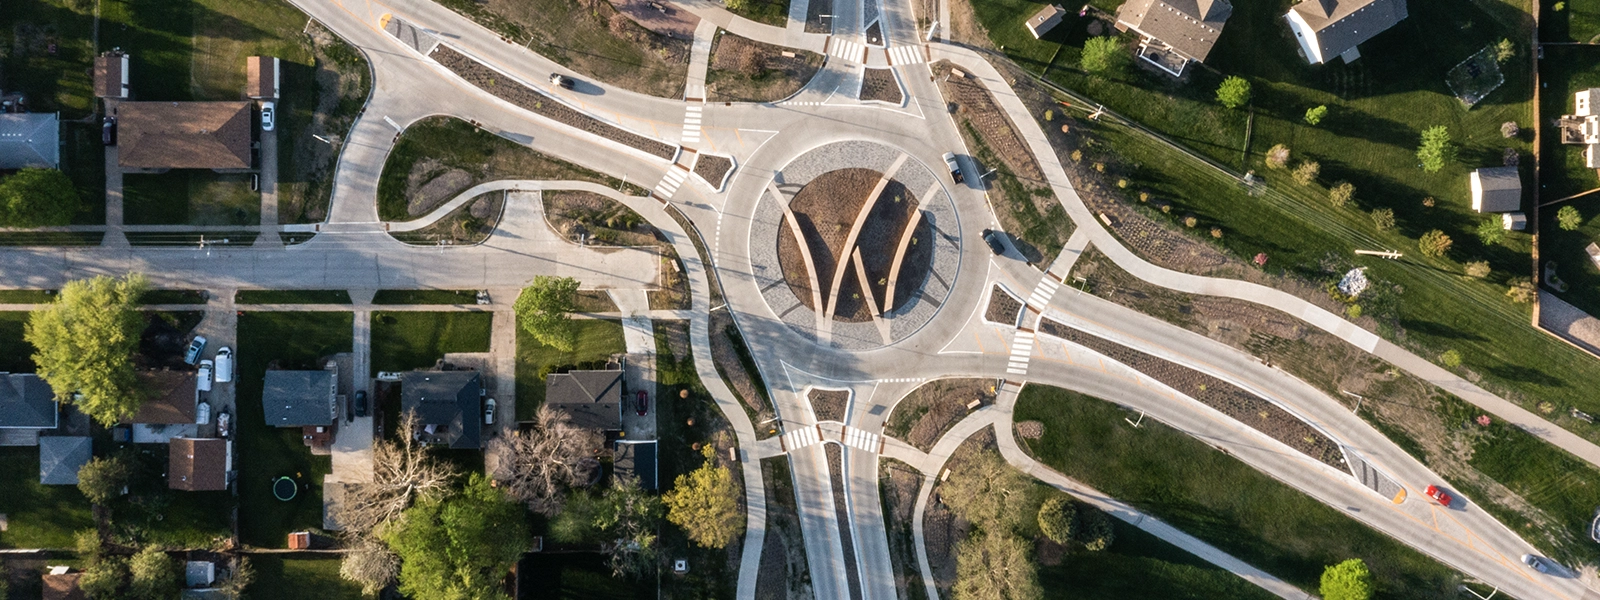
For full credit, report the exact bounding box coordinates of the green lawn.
[518,553,655,599]
[651,320,735,600]
[62,122,107,225]
[247,555,369,600]
[1040,519,1278,600]
[0,0,98,115]
[369,311,493,375]
[725,0,790,26]
[1543,0,1600,42]
[235,290,353,304]
[0,312,38,373]
[235,311,352,547]
[109,445,233,549]
[1013,385,1463,598]
[514,318,625,421]
[123,172,261,226]
[0,290,56,303]
[371,289,479,305]
[0,447,95,549]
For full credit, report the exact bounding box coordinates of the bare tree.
[489,406,603,515]
[333,411,458,536]
[340,538,400,596]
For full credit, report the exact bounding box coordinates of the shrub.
[1506,278,1537,304]
[1292,161,1320,185]
[1265,144,1290,169]
[1501,121,1520,138]
[1346,305,1363,319]
[1416,125,1455,173]
[1476,217,1505,245]
[1183,216,1198,228]
[1465,261,1491,278]
[1216,76,1251,109]
[1081,36,1126,74]
[1440,350,1463,368]
[1080,509,1115,551]
[1037,497,1076,544]
[1418,230,1452,258]
[1370,208,1395,230]
[1320,559,1375,600]
[1558,205,1583,230]
[1304,105,1328,126]
[1495,38,1515,63]
[1328,182,1355,207]
[1210,227,1223,238]
[1422,196,1436,208]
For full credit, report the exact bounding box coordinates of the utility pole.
[1339,389,1366,415]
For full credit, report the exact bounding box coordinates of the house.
[94,51,130,99]
[42,566,86,600]
[1469,166,1521,213]
[38,436,92,485]
[614,440,658,490]
[169,437,231,491]
[1560,88,1600,168]
[1115,0,1232,76]
[262,368,338,427]
[401,371,483,449]
[544,369,623,432]
[1025,5,1066,39]
[1588,242,1600,270]
[0,373,58,431]
[115,101,253,170]
[126,370,199,443]
[247,56,280,99]
[1285,0,1408,65]
[0,112,61,169]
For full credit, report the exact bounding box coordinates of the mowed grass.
[123,172,261,226]
[0,312,37,373]
[518,553,655,600]
[247,554,369,600]
[514,319,625,420]
[1041,520,1279,600]
[235,311,351,547]
[1543,0,1600,42]
[1013,385,1463,598]
[369,311,493,375]
[0,447,95,549]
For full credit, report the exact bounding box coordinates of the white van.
[198,360,214,392]
[214,347,233,383]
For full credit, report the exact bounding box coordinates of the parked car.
[550,73,576,90]
[260,101,275,131]
[981,229,1006,256]
[1424,484,1452,507]
[636,391,649,416]
[942,152,965,183]
[484,398,497,425]
[1522,554,1550,573]
[213,347,233,383]
[197,360,214,392]
[102,117,117,145]
[196,400,211,425]
[184,336,208,365]
[217,410,231,438]
[354,390,368,418]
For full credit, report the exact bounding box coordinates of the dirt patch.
[1071,248,1308,347]
[886,378,993,452]
[879,458,926,599]
[406,168,473,217]
[542,190,657,247]
[711,310,775,423]
[479,0,689,97]
[777,168,928,322]
[391,192,505,246]
[430,45,675,159]
[756,457,813,599]
[810,388,850,422]
[707,32,825,103]
[860,68,902,104]
[278,22,373,224]
[984,284,1022,326]
[611,0,699,38]
[925,426,995,595]
[694,154,734,189]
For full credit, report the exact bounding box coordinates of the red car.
[1425,484,1452,506]
[636,391,649,416]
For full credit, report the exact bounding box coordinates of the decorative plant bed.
[861,68,902,104]
[776,168,926,322]
[810,388,850,422]
[984,284,1023,326]
[693,154,734,190]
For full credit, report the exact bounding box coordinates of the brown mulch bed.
[984,284,1023,326]
[888,217,935,312]
[885,378,992,452]
[1038,316,1346,469]
[429,45,675,159]
[861,68,902,104]
[756,457,813,599]
[390,192,505,246]
[711,310,774,419]
[707,32,825,103]
[931,62,1041,181]
[810,388,850,421]
[405,165,472,217]
[694,154,734,188]
[776,168,927,322]
[541,190,658,247]
[879,458,926,598]
[825,443,865,600]
[777,168,877,316]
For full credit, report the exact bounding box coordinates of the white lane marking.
[653,168,689,197]
[840,426,881,453]
[888,45,924,65]
[829,38,865,62]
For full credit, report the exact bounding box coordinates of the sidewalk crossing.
[1008,329,1035,375]
[887,45,924,65]
[653,167,688,199]
[681,104,703,145]
[828,37,866,63]
[1026,276,1061,311]
[781,425,822,451]
[842,426,882,452]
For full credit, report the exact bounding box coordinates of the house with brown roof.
[247,56,280,99]
[1115,0,1233,76]
[94,51,130,99]
[127,369,199,442]
[42,566,86,600]
[169,437,231,491]
[115,101,253,170]
[1285,0,1408,64]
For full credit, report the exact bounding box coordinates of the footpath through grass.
[369,311,493,375]
[1013,385,1464,598]
[514,318,625,420]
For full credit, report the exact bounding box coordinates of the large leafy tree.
[77,454,134,505]
[26,274,149,426]
[0,168,80,227]
[940,449,1033,532]
[382,474,529,600]
[1216,76,1251,109]
[128,545,179,600]
[664,445,743,548]
[953,531,1041,600]
[1080,37,1126,74]
[514,276,579,352]
[1320,558,1375,600]
[595,476,663,578]
[1416,125,1456,173]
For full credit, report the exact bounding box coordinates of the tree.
[1558,205,1583,230]
[382,474,529,600]
[1416,126,1455,173]
[1501,121,1521,138]
[1465,261,1491,278]
[1370,208,1395,231]
[953,531,1041,600]
[940,450,1034,533]
[26,274,149,426]
[1081,36,1125,74]
[1476,217,1505,245]
[1305,105,1328,126]
[334,412,457,538]
[514,276,579,352]
[0,168,80,227]
[1216,76,1251,109]
[1495,38,1516,63]
[1265,144,1290,169]
[1320,558,1375,600]
[1037,496,1076,544]
[1418,230,1453,258]
[1506,278,1537,304]
[1081,508,1115,551]
[724,0,747,11]
[80,557,127,600]
[77,454,133,505]
[340,539,400,597]
[664,445,743,548]
[489,406,602,516]
[1292,160,1320,185]
[1328,182,1355,207]
[596,476,663,578]
[1440,349,1464,368]
[217,557,255,600]
[128,545,179,600]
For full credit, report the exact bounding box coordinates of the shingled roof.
[0,373,58,429]
[402,371,483,449]
[1116,0,1233,62]
[39,436,92,485]
[94,52,129,99]
[116,102,253,169]
[1288,0,1408,62]
[246,56,278,99]
[169,437,229,491]
[262,370,337,427]
[0,113,60,170]
[128,370,196,425]
[545,369,623,432]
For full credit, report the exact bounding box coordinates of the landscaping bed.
[885,378,992,451]
[878,458,928,600]
[824,443,863,600]
[984,284,1023,326]
[776,168,928,321]
[694,154,735,189]
[429,45,675,159]
[755,457,813,600]
[809,388,850,422]
[449,0,689,98]
[860,68,903,104]
[710,311,775,430]
[543,191,656,247]
[707,31,824,103]
[391,192,505,246]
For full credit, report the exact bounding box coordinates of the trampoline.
[273,476,298,501]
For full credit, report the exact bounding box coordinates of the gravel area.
[810,388,851,421]
[430,44,676,159]
[984,284,1023,326]
[1038,317,1347,469]
[694,153,735,190]
[860,67,903,105]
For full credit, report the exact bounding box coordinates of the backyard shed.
[1025,5,1066,39]
[1469,166,1522,213]
[246,56,280,99]
[38,436,92,485]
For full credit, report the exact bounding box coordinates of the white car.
[260,101,275,131]
[1522,554,1550,573]
[214,347,233,383]
[197,360,214,392]
[484,398,497,425]
[196,401,211,425]
[217,410,231,438]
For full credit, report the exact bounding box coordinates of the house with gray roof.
[1470,166,1521,213]
[545,369,623,432]
[1285,0,1407,64]
[262,369,338,427]
[0,113,60,170]
[39,436,92,485]
[1115,0,1232,76]
[401,371,482,449]
[0,373,58,431]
